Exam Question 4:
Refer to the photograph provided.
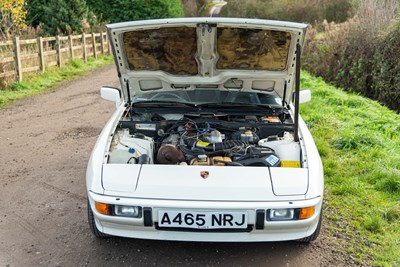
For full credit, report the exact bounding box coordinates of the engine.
[107,113,301,168]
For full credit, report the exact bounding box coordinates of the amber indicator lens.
[95,202,109,215]
[299,206,315,219]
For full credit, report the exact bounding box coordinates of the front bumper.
[88,191,322,242]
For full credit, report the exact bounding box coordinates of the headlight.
[94,202,142,218]
[267,206,315,221]
[113,205,142,218]
[268,208,295,221]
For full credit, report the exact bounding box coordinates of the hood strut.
[294,43,301,142]
[126,80,133,121]
[282,81,287,107]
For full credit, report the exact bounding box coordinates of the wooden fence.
[0,32,111,84]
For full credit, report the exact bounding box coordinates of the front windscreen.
[133,90,282,106]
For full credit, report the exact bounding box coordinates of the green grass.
[300,72,400,266]
[0,55,113,108]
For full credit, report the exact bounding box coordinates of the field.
[300,72,400,266]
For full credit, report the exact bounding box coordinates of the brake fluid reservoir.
[206,130,223,144]
[258,139,301,168]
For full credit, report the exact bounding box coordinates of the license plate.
[158,210,248,229]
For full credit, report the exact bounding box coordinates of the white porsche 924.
[86,17,324,242]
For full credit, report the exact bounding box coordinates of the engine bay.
[107,109,302,168]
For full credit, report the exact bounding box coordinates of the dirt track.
[0,65,344,266]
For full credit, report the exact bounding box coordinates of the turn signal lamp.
[95,202,109,215]
[267,206,316,221]
[94,202,142,218]
[299,206,315,219]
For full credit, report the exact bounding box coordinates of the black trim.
[197,23,217,28]
[255,210,265,230]
[143,207,153,226]
[155,223,253,233]
[294,43,301,142]
[294,209,301,220]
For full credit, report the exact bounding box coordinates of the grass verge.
[300,72,400,266]
[0,55,113,108]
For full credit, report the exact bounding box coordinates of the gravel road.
[0,65,342,267]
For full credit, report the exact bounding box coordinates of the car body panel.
[102,164,141,193]
[85,18,324,242]
[102,164,308,201]
[86,102,126,195]
[88,191,322,242]
[107,18,307,103]
[269,167,308,196]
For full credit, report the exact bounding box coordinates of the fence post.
[82,33,87,62]
[56,35,62,67]
[37,36,45,73]
[68,34,74,60]
[107,32,112,55]
[92,32,97,58]
[13,36,23,82]
[100,32,105,55]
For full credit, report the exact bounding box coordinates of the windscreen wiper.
[198,102,281,110]
[133,100,197,108]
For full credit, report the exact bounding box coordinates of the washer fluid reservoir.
[258,138,301,168]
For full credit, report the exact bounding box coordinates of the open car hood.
[107,18,307,104]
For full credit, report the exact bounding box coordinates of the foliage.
[182,0,354,24]
[182,0,207,16]
[86,0,184,23]
[323,0,353,23]
[0,0,27,38]
[303,1,400,112]
[300,72,400,265]
[26,0,95,36]
[372,19,400,112]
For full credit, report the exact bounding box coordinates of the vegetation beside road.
[300,72,400,266]
[303,1,400,113]
[0,55,112,108]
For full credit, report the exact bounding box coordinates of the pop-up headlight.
[267,206,315,221]
[94,202,142,218]
[113,205,142,218]
[268,208,295,221]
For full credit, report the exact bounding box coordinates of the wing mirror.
[293,89,312,104]
[101,86,122,108]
